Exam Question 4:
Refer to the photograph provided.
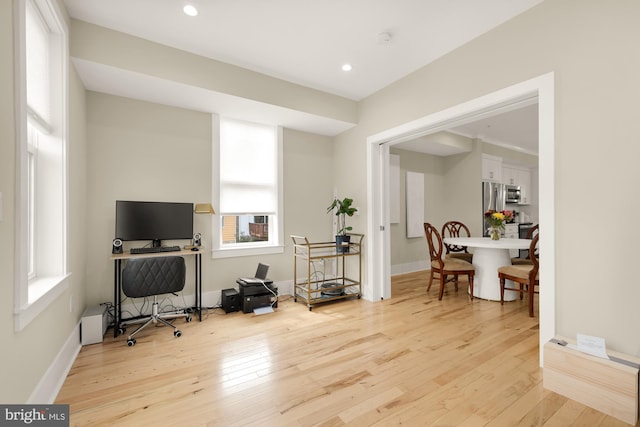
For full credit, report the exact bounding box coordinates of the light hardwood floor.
[56,271,634,426]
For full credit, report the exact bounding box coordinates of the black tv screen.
[115,201,193,245]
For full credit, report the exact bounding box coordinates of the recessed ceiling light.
[342,64,353,72]
[183,5,198,17]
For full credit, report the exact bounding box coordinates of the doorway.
[365,73,555,365]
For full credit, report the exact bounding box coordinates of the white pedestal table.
[443,237,532,301]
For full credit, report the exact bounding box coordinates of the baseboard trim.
[28,322,81,404]
[391,261,428,276]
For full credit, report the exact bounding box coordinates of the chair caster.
[127,339,136,347]
[118,327,126,335]
[186,315,192,322]
[174,330,182,338]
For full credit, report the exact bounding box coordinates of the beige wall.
[389,141,480,271]
[0,0,18,402]
[283,128,335,246]
[442,147,483,235]
[84,93,213,305]
[389,149,445,269]
[335,0,640,355]
[84,92,335,307]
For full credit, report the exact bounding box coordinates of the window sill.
[15,274,70,332]
[212,245,284,259]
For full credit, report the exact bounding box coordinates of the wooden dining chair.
[499,233,539,317]
[424,222,475,301]
[441,221,473,264]
[511,223,539,265]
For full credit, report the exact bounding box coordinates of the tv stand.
[152,239,162,248]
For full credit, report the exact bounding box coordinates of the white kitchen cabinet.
[504,223,519,257]
[502,164,532,205]
[502,165,518,186]
[482,154,502,182]
[518,168,531,205]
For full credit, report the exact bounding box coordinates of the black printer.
[236,263,278,313]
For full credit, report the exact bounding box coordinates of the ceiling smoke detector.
[377,32,392,44]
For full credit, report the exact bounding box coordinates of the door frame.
[366,72,555,365]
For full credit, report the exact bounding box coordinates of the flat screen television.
[115,200,193,247]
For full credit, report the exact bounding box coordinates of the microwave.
[505,185,521,203]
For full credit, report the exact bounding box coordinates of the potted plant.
[327,197,358,252]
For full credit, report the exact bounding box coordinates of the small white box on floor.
[81,305,108,345]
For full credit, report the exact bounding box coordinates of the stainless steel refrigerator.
[482,181,505,237]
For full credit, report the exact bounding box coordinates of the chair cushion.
[432,258,474,272]
[511,257,533,266]
[446,253,473,263]
[498,264,539,280]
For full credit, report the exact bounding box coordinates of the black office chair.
[121,256,191,346]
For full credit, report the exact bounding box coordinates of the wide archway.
[365,72,555,365]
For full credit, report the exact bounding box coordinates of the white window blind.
[26,0,51,127]
[219,118,277,214]
[15,0,69,330]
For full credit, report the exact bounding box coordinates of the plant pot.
[336,234,351,253]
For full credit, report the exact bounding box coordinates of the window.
[26,124,37,279]
[212,116,284,257]
[14,0,69,330]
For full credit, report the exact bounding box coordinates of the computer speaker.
[193,232,202,247]
[112,238,123,254]
[221,288,240,313]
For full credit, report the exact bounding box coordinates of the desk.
[443,237,531,301]
[111,248,202,337]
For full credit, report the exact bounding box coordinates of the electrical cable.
[254,278,278,308]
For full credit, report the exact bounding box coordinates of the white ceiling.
[63,0,542,101]
[63,0,541,149]
[449,103,539,154]
[394,102,539,156]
